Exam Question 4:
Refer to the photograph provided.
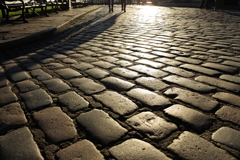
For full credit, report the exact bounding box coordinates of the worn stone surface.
[33,107,77,143]
[56,140,104,160]
[86,68,109,79]
[30,69,52,81]
[163,66,195,78]
[0,86,18,106]
[220,75,240,84]
[0,76,9,88]
[20,89,53,110]
[180,64,220,76]
[9,71,31,82]
[58,91,89,112]
[42,78,70,93]
[92,60,116,69]
[70,78,106,94]
[111,68,141,79]
[2,5,240,160]
[213,92,240,107]
[163,75,215,93]
[94,91,137,115]
[164,104,212,131]
[164,87,219,111]
[128,65,168,78]
[136,59,165,68]
[4,63,22,73]
[168,131,237,160]
[127,88,172,109]
[0,127,44,160]
[0,103,27,133]
[195,76,240,93]
[77,109,127,145]
[175,57,202,64]
[202,62,237,74]
[136,77,169,91]
[156,58,182,66]
[55,68,81,79]
[127,112,177,140]
[16,80,40,92]
[71,62,94,71]
[212,127,240,151]
[101,76,135,91]
[109,138,171,160]
[215,106,240,125]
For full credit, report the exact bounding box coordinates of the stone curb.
[0,7,101,51]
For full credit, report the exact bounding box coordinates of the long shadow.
[0,8,124,70]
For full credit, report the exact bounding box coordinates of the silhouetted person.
[121,0,126,12]
[109,0,114,12]
[199,0,211,9]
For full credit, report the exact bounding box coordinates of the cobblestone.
[164,87,219,111]
[56,139,104,160]
[127,88,171,109]
[101,76,135,91]
[9,71,31,82]
[213,92,240,107]
[162,66,195,78]
[86,68,109,79]
[0,127,44,160]
[175,57,202,64]
[92,60,116,69]
[42,78,70,93]
[156,58,182,66]
[0,87,18,106]
[136,76,169,91]
[55,68,81,79]
[128,65,168,78]
[202,62,238,74]
[163,75,215,93]
[136,59,165,68]
[109,138,171,160]
[220,75,240,84]
[126,112,177,140]
[215,106,240,126]
[212,127,240,151]
[111,68,141,79]
[93,91,137,115]
[0,76,9,87]
[77,109,127,145]
[0,103,27,134]
[180,64,221,76]
[195,76,240,93]
[71,62,94,71]
[20,89,52,110]
[70,78,106,94]
[30,69,52,80]
[168,131,237,160]
[164,104,212,131]
[2,5,240,160]
[58,91,89,112]
[16,80,40,92]
[33,107,77,143]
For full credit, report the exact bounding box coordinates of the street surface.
[0,5,240,160]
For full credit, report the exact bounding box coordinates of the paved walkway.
[0,5,101,50]
[1,5,240,160]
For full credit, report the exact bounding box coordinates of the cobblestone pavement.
[1,5,240,160]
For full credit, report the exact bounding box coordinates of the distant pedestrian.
[199,0,211,9]
[121,0,126,12]
[109,0,114,12]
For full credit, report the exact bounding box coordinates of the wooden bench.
[0,0,66,22]
[71,0,88,8]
